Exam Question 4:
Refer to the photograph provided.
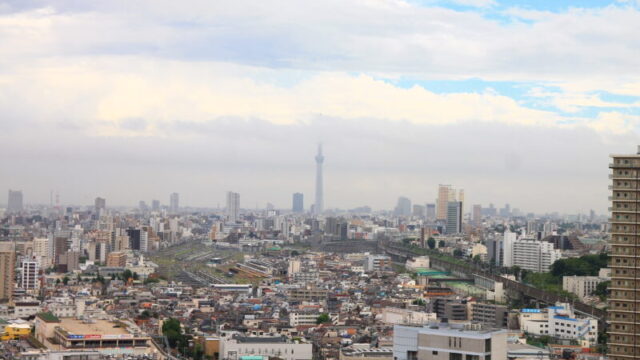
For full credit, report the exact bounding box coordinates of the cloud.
[3,57,633,138]
[0,0,639,213]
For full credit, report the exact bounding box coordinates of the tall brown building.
[609,148,640,360]
[0,242,16,302]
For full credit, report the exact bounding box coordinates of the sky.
[1,0,640,214]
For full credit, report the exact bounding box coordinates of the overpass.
[379,241,606,325]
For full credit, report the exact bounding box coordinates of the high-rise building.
[412,204,425,218]
[314,144,324,215]
[0,243,16,302]
[20,257,39,289]
[151,199,160,212]
[292,193,304,213]
[511,238,561,272]
[226,191,240,223]
[394,196,412,217]
[502,230,516,267]
[609,148,640,360]
[54,237,69,265]
[7,190,23,213]
[446,201,462,234]
[425,203,436,220]
[125,228,148,252]
[472,204,482,225]
[169,193,179,214]
[94,197,106,215]
[437,185,453,220]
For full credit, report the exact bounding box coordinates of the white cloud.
[1,57,618,138]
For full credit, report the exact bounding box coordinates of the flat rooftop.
[59,319,130,336]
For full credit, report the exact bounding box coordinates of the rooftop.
[58,318,130,336]
[234,335,287,344]
[36,312,60,323]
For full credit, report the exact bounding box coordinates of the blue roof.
[521,309,541,313]
[548,306,565,310]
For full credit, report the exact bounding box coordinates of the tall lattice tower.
[314,144,324,215]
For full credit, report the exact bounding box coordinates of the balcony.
[611,163,640,168]
[611,173,639,179]
[611,186,640,191]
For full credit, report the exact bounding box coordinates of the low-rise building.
[562,276,606,301]
[393,323,507,360]
[518,304,598,346]
[219,333,313,360]
[471,303,508,328]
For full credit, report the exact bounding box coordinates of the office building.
[436,185,452,220]
[292,192,304,213]
[394,196,412,217]
[446,201,462,234]
[169,192,179,213]
[151,199,160,211]
[0,243,15,302]
[314,144,324,215]
[126,229,142,251]
[608,148,640,360]
[393,323,507,360]
[7,189,23,213]
[226,191,240,223]
[94,197,106,215]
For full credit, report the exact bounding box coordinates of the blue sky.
[0,0,639,212]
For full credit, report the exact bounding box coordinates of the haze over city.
[1,1,640,213]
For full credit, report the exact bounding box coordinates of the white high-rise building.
[140,230,149,252]
[502,230,516,267]
[226,191,240,223]
[21,258,39,289]
[508,237,561,272]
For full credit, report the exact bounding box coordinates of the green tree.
[316,313,331,324]
[593,280,610,301]
[162,318,183,348]
[427,237,436,249]
[438,240,445,248]
[453,249,464,257]
[412,298,426,306]
[122,269,133,282]
[62,276,69,285]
